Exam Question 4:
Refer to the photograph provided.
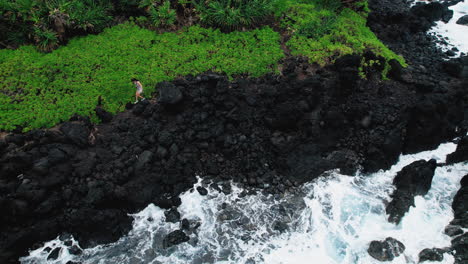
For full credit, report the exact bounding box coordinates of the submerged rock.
[386,159,437,224]
[164,208,181,223]
[162,230,189,248]
[451,175,468,228]
[368,237,405,261]
[456,15,468,25]
[447,136,468,164]
[418,248,446,263]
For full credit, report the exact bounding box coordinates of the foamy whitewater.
[20,140,468,264]
[414,0,468,55]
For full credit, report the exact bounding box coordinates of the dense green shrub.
[284,1,405,77]
[0,23,284,131]
[192,0,280,30]
[0,0,113,50]
[148,1,177,27]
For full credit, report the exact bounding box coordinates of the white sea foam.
[20,141,468,264]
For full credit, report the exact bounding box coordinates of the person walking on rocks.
[132,78,145,103]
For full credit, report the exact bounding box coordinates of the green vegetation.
[0,0,115,51]
[0,0,406,131]
[283,0,406,75]
[0,23,283,131]
[192,0,283,30]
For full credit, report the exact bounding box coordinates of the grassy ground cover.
[0,23,283,131]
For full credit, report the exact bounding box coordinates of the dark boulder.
[447,137,468,164]
[196,186,208,196]
[132,100,150,115]
[456,15,468,25]
[411,3,453,24]
[47,247,61,260]
[445,225,463,237]
[451,233,468,264]
[441,61,463,78]
[418,248,446,263]
[367,237,405,262]
[403,98,459,154]
[5,134,26,146]
[135,150,153,171]
[386,159,437,224]
[60,123,90,147]
[157,82,183,105]
[451,174,468,228]
[164,208,181,223]
[162,230,189,248]
[95,107,113,123]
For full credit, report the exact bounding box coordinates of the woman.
[131,78,145,103]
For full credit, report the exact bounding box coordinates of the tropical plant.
[148,0,176,27]
[192,0,277,30]
[0,0,112,50]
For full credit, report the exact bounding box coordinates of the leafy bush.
[0,0,113,50]
[192,0,279,30]
[148,1,177,27]
[0,23,283,131]
[284,1,406,77]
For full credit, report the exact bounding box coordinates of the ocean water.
[20,141,468,264]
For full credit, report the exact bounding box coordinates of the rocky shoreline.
[1,0,468,263]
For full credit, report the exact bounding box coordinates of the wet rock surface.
[447,174,468,263]
[0,1,467,263]
[447,136,468,164]
[162,230,190,248]
[386,159,437,224]
[418,248,446,263]
[367,237,405,261]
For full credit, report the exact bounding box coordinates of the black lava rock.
[418,248,445,263]
[196,186,208,196]
[447,137,468,164]
[386,159,437,224]
[157,82,183,105]
[164,208,181,223]
[162,230,189,248]
[368,237,405,262]
[60,122,90,147]
[456,15,468,25]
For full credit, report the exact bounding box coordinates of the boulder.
[451,175,468,228]
[95,107,113,123]
[447,137,468,164]
[157,82,183,105]
[368,237,405,262]
[451,233,468,264]
[162,230,189,248]
[135,150,153,171]
[418,248,445,263]
[196,186,208,196]
[386,159,437,224]
[5,134,26,146]
[47,248,61,260]
[60,122,90,147]
[164,208,181,223]
[456,15,468,25]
